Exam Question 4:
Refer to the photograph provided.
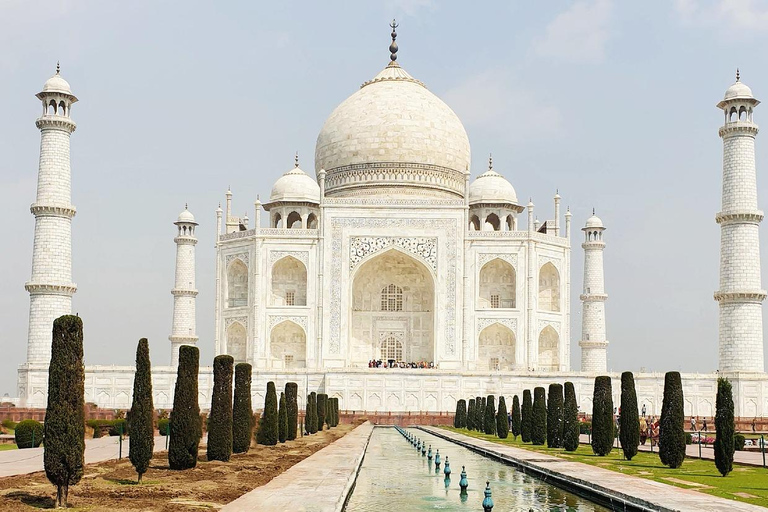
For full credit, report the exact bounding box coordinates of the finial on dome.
[592,207,596,215]
[389,19,399,63]
[185,203,188,210]
[736,68,740,82]
[56,61,60,74]
[295,151,299,168]
[488,153,493,170]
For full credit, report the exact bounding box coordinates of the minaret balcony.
[715,210,764,225]
[35,116,76,132]
[719,122,759,137]
[24,282,77,296]
[171,288,198,297]
[713,290,766,303]
[579,293,607,302]
[30,204,76,218]
[579,339,608,349]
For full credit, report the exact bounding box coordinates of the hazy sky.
[2,0,768,395]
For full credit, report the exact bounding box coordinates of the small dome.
[176,208,196,224]
[724,80,754,101]
[469,169,518,205]
[270,166,321,204]
[585,214,604,229]
[42,73,73,95]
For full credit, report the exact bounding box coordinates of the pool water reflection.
[344,427,610,511]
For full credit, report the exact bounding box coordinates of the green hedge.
[531,387,547,446]
[86,419,127,438]
[734,434,746,451]
[15,419,43,448]
[2,419,17,431]
[158,418,170,436]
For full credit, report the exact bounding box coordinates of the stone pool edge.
[420,426,766,512]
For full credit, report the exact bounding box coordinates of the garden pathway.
[424,426,766,512]
[0,435,166,478]
[222,421,374,512]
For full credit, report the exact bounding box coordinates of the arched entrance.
[538,325,560,370]
[270,320,306,369]
[478,323,516,370]
[350,249,434,366]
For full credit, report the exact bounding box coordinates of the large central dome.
[315,58,471,199]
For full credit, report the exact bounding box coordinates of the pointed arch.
[271,256,307,306]
[273,212,283,228]
[538,262,560,312]
[469,215,480,231]
[538,325,559,370]
[478,323,516,370]
[270,320,306,368]
[484,213,500,231]
[307,212,318,229]
[479,258,516,309]
[227,259,248,308]
[226,321,247,362]
[286,211,302,229]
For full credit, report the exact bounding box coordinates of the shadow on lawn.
[4,491,55,509]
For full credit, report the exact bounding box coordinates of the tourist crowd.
[367,360,436,369]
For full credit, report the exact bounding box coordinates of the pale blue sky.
[2,0,768,395]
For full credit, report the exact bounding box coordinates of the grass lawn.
[0,445,16,452]
[442,427,768,508]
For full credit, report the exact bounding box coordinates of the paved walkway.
[579,434,768,467]
[222,422,374,512]
[0,435,166,478]
[423,427,766,512]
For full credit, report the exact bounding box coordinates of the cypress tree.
[563,382,580,452]
[278,392,288,443]
[521,390,533,443]
[547,383,564,448]
[304,394,312,434]
[484,395,497,435]
[232,363,253,454]
[308,392,318,434]
[466,399,475,430]
[258,382,279,445]
[207,355,234,462]
[285,382,298,440]
[531,387,547,445]
[619,372,640,461]
[454,399,465,428]
[714,377,735,476]
[659,371,686,468]
[496,396,509,439]
[328,397,338,427]
[129,338,154,482]
[477,396,485,432]
[591,376,614,456]
[334,397,340,426]
[169,345,202,469]
[317,393,327,431]
[510,395,521,440]
[44,315,85,508]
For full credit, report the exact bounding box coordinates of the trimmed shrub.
[158,419,170,436]
[619,372,640,461]
[714,378,735,476]
[285,382,298,440]
[496,396,509,439]
[685,433,693,445]
[233,363,253,454]
[510,395,521,440]
[734,434,746,452]
[466,399,475,430]
[531,387,547,445]
[257,382,279,445]
[317,393,327,432]
[44,315,85,508]
[479,397,486,431]
[207,355,234,462]
[547,384,564,448]
[521,390,533,443]
[659,371,686,469]
[580,421,592,435]
[328,397,337,427]
[2,419,18,431]
[591,376,614,456]
[278,392,288,443]
[129,338,154,482]
[454,399,466,428]
[563,382,579,452]
[169,345,202,470]
[484,395,497,435]
[308,392,318,434]
[15,419,43,449]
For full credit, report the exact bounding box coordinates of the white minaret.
[25,64,78,365]
[169,205,199,367]
[579,211,608,372]
[715,71,765,373]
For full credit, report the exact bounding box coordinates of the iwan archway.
[349,249,435,366]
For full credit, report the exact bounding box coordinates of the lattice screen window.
[380,336,403,361]
[285,291,295,306]
[284,354,294,365]
[380,284,403,312]
[490,294,500,309]
[490,357,500,370]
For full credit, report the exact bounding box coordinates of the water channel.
[344,427,611,511]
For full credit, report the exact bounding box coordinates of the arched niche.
[538,262,560,312]
[271,256,307,306]
[478,323,516,370]
[227,259,248,308]
[270,320,306,368]
[538,325,559,370]
[227,321,247,362]
[286,211,302,229]
[479,258,516,309]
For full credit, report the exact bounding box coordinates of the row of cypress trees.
[257,386,338,444]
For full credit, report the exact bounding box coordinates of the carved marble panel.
[349,236,437,272]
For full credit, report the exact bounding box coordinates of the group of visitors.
[367,359,436,369]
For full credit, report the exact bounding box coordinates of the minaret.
[25,64,78,364]
[169,205,199,367]
[715,71,765,373]
[579,211,608,372]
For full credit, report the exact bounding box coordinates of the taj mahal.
[14,27,768,418]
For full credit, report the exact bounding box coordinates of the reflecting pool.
[344,427,610,511]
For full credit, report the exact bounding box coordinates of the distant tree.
[547,384,564,448]
[232,363,253,453]
[44,315,85,508]
[317,393,328,431]
[466,399,476,430]
[510,395,521,440]
[256,382,279,445]
[484,395,497,435]
[619,372,640,461]
[169,345,202,470]
[14,419,43,449]
[659,372,686,468]
[521,390,533,443]
[278,392,288,443]
[455,399,466,428]
[531,387,547,445]
[496,396,509,439]
[129,338,154,482]
[714,378,734,476]
[207,355,234,462]
[591,376,614,456]
[563,382,580,452]
[285,382,298,440]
